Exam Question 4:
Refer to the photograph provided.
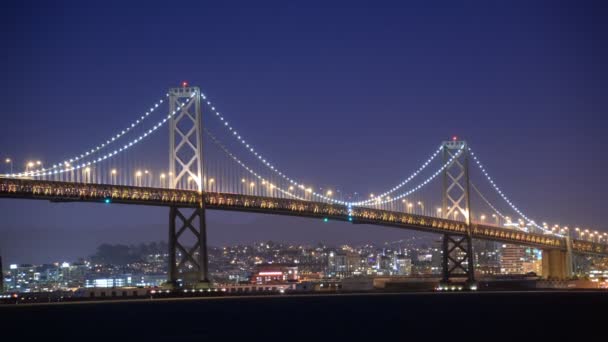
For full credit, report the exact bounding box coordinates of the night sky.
[1,1,606,264]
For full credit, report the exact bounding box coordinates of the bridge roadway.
[1,177,606,256]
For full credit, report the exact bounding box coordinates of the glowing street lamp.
[84,167,91,183]
[111,169,117,184]
[5,158,13,174]
[136,171,142,186]
[187,176,194,189]
[417,201,424,215]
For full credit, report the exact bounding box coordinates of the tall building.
[327,251,347,277]
[500,244,525,274]
[377,255,391,275]
[393,254,412,276]
[327,250,361,278]
[475,240,501,275]
[522,248,542,275]
[430,241,443,275]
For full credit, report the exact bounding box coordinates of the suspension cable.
[468,147,555,235]
[12,96,194,178]
[200,91,446,206]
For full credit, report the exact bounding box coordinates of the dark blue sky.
[1,1,606,263]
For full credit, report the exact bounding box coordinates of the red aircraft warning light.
[452,136,458,141]
[182,81,188,87]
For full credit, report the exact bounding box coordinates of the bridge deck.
[1,178,606,255]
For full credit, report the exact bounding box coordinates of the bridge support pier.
[440,233,476,289]
[167,206,209,288]
[542,248,572,281]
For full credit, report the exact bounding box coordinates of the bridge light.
[348,217,353,222]
[323,218,329,222]
[104,198,111,204]
[182,81,188,87]
[452,136,458,141]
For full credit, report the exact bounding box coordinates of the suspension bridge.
[1,85,606,289]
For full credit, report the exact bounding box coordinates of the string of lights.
[11,96,194,178]
[349,146,443,205]
[363,145,465,206]
[200,92,344,204]
[200,92,444,206]
[468,147,555,235]
[11,94,169,176]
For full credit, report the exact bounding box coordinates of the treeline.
[89,241,168,265]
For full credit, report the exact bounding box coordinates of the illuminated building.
[500,244,525,274]
[393,254,412,276]
[250,264,298,284]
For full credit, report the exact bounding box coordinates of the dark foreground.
[1,291,606,340]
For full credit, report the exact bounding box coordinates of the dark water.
[1,291,606,340]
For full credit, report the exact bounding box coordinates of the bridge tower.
[440,139,476,289]
[167,85,209,288]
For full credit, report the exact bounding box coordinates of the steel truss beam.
[168,206,209,285]
[441,140,475,287]
[169,86,203,191]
